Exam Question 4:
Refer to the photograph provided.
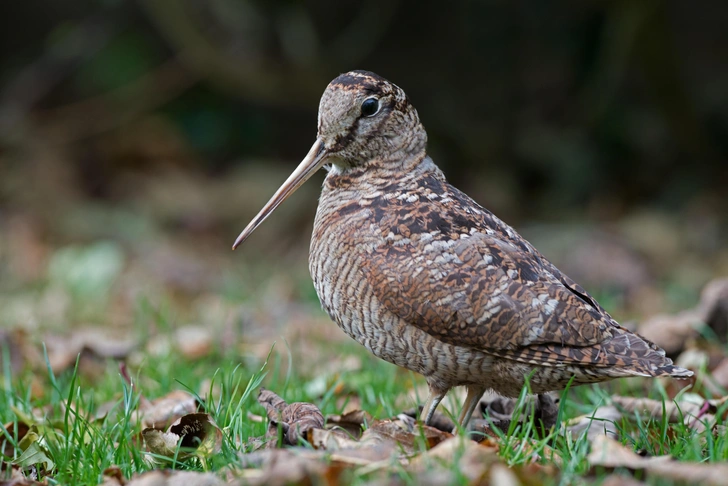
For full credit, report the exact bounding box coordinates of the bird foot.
[535,393,559,432]
[466,393,559,439]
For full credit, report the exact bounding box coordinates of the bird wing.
[363,225,649,369]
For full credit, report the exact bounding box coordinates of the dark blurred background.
[1,0,727,327]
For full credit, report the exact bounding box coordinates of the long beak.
[232,138,327,250]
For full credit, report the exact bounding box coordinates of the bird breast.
[309,180,382,340]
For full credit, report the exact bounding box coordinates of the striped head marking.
[317,70,426,168]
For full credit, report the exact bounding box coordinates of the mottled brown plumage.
[234,70,692,430]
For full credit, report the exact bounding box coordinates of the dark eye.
[361,98,379,117]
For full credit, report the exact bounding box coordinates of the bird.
[232,70,693,431]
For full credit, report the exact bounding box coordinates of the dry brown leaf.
[364,417,452,454]
[44,326,138,373]
[3,421,31,457]
[134,390,199,430]
[588,435,669,470]
[637,278,728,357]
[407,436,499,476]
[308,427,360,451]
[236,448,333,486]
[699,278,728,340]
[308,429,399,466]
[301,415,451,467]
[143,412,222,460]
[101,466,125,486]
[258,387,287,421]
[611,394,728,435]
[258,388,325,446]
[335,393,363,415]
[405,437,551,485]
[611,394,727,423]
[126,470,224,486]
[326,409,372,439]
[143,428,184,458]
[0,329,43,377]
[307,427,395,464]
[709,357,728,390]
[589,435,728,486]
[489,462,522,486]
[565,405,621,440]
[0,468,47,486]
[638,311,703,356]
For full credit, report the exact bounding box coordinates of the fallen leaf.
[326,409,372,439]
[134,390,199,429]
[637,278,728,357]
[588,435,728,486]
[364,417,452,454]
[308,427,360,451]
[709,358,728,390]
[588,435,672,469]
[308,426,397,464]
[168,413,222,457]
[637,311,702,357]
[142,428,181,458]
[407,436,499,477]
[101,466,125,486]
[258,388,325,446]
[126,470,224,486]
[143,413,222,460]
[44,326,138,374]
[565,405,621,440]
[12,439,54,472]
[611,394,728,424]
[3,420,31,457]
[404,437,551,485]
[0,466,47,486]
[0,329,43,378]
[699,278,728,340]
[489,462,522,486]
[236,448,332,486]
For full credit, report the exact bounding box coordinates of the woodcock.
[233,70,693,430]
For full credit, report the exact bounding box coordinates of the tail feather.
[606,331,693,378]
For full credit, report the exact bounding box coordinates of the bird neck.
[324,151,444,192]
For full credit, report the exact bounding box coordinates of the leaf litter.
[2,233,728,486]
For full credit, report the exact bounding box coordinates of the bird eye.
[361,98,380,117]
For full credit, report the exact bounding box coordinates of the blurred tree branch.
[0,14,121,145]
[138,0,401,108]
[36,57,198,144]
[139,0,327,107]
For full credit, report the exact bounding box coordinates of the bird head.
[316,70,426,169]
[233,70,426,249]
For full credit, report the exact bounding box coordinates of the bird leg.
[420,386,448,425]
[455,385,486,431]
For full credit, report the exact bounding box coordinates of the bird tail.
[608,331,694,379]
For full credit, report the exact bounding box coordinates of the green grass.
[2,324,726,485]
[0,245,725,485]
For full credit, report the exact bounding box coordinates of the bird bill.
[232,138,327,249]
